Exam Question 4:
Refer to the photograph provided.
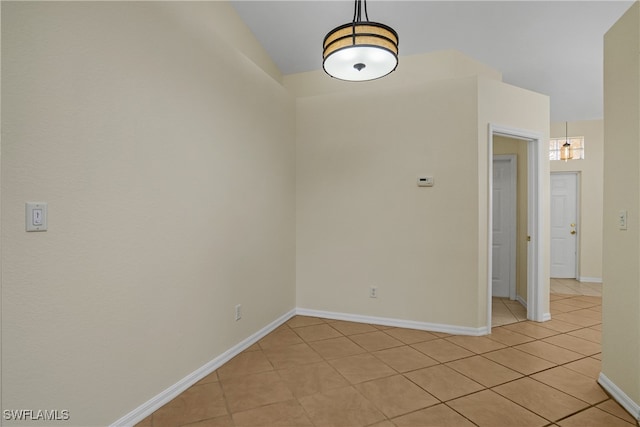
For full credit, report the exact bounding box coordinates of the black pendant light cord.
[352,0,369,23]
[351,0,370,43]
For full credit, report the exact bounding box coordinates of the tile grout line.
[298,304,602,425]
[142,290,638,427]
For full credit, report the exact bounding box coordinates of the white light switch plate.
[26,202,48,232]
[619,210,628,231]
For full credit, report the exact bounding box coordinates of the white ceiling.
[231,0,634,122]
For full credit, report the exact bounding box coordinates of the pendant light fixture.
[560,122,573,162]
[322,0,399,82]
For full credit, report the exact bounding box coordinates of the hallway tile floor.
[493,279,602,326]
[550,278,603,297]
[136,289,638,427]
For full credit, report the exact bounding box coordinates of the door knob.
[571,230,576,235]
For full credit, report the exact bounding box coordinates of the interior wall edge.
[598,372,640,422]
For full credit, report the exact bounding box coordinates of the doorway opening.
[488,124,546,332]
[492,154,518,301]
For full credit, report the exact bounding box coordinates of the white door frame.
[493,154,517,300]
[550,171,580,279]
[488,124,545,332]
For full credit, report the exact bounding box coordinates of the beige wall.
[602,1,640,409]
[295,70,549,329]
[296,77,481,328]
[1,2,295,425]
[493,136,529,302]
[550,120,604,281]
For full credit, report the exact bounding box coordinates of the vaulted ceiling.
[231,1,634,122]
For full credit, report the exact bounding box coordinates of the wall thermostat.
[417,176,434,187]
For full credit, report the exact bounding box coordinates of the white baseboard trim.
[578,276,603,283]
[513,296,551,322]
[110,308,296,427]
[296,308,489,336]
[598,372,640,422]
[112,306,496,425]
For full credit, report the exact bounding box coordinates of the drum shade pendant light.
[560,122,573,162]
[323,0,399,81]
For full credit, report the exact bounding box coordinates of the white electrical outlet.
[369,287,378,298]
[235,304,242,321]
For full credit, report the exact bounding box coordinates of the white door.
[492,156,516,298]
[550,173,578,278]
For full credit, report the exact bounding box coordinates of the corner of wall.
[160,1,283,84]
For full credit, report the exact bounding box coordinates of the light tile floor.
[137,282,638,427]
[492,297,528,326]
[493,279,603,326]
[550,278,603,297]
